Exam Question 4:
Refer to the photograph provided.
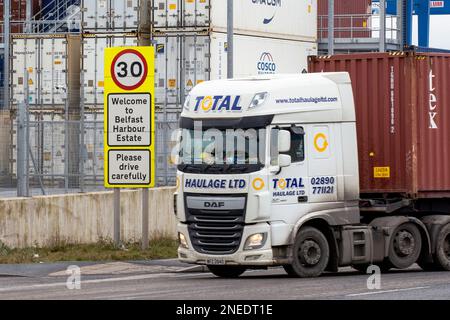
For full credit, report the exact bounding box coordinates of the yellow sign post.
[104,46,155,188]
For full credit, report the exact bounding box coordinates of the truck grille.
[185,195,246,255]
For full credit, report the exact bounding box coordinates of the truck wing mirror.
[278,130,291,153]
[278,154,291,168]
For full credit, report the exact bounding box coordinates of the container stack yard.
[1,0,319,194]
[2,0,152,193]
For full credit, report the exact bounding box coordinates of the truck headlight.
[178,232,189,249]
[249,92,268,109]
[244,233,267,250]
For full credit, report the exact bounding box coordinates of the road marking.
[0,270,218,294]
[346,286,430,297]
[0,273,176,293]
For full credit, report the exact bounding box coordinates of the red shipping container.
[0,0,40,33]
[309,52,450,199]
[318,0,372,39]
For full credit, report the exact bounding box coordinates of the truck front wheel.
[207,266,247,278]
[285,226,330,278]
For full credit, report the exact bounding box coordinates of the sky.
[412,15,450,49]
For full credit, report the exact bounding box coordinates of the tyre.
[434,223,450,271]
[285,226,330,278]
[207,265,247,278]
[282,265,297,276]
[387,223,422,269]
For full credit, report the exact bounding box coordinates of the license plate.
[206,258,226,265]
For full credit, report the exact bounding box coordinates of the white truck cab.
[173,73,450,278]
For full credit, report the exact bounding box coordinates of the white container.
[153,32,317,107]
[152,0,317,42]
[82,34,139,107]
[210,32,317,79]
[81,0,150,32]
[11,36,68,107]
[10,111,105,179]
[152,0,210,30]
[154,33,210,107]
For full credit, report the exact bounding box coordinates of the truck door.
[270,124,339,206]
[270,126,309,205]
[307,125,339,203]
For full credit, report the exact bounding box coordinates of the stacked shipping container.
[8,1,151,188]
[7,0,319,188]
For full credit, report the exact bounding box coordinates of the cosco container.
[154,32,317,107]
[81,0,150,32]
[10,35,71,108]
[152,0,317,42]
[309,52,450,198]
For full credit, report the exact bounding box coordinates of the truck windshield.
[177,127,266,174]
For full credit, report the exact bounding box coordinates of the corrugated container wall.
[317,0,371,38]
[81,0,151,32]
[152,0,317,42]
[153,32,317,108]
[309,52,450,199]
[10,35,70,108]
[317,0,371,14]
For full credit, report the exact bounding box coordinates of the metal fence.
[318,14,401,41]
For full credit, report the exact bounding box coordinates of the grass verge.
[0,238,178,264]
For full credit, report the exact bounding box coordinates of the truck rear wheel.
[207,266,247,278]
[286,226,330,278]
[434,223,450,271]
[387,223,422,269]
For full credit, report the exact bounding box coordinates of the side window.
[283,127,305,163]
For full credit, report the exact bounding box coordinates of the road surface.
[0,261,449,300]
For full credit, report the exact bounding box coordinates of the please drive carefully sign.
[104,47,155,188]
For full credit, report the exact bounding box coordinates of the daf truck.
[173,72,450,278]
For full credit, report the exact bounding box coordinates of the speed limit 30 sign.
[104,46,155,188]
[111,49,148,90]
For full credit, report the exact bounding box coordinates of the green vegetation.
[0,238,178,264]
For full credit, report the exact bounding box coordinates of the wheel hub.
[299,240,321,266]
[394,230,415,256]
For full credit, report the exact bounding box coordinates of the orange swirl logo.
[252,178,265,191]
